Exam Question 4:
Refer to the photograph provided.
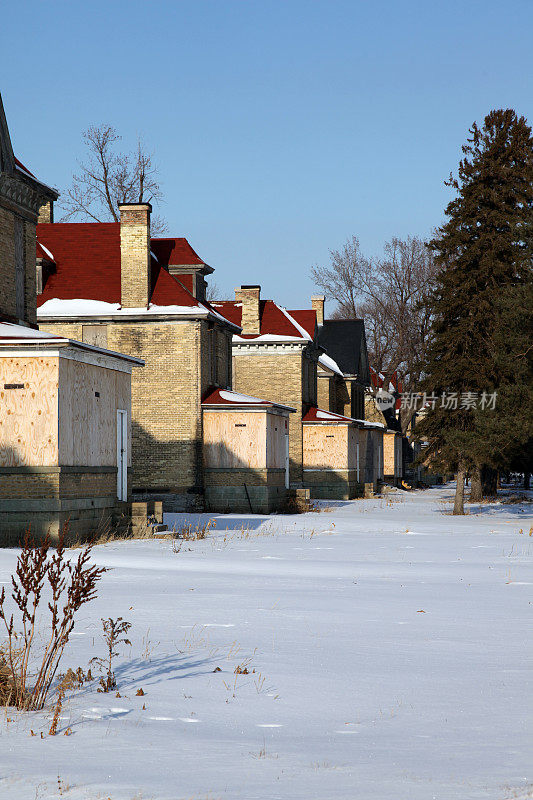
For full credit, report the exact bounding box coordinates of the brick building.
[312,296,370,420]
[214,287,322,483]
[0,93,141,542]
[36,203,240,510]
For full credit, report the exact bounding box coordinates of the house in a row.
[365,366,405,486]
[214,287,385,499]
[36,203,240,512]
[36,202,299,514]
[0,94,141,543]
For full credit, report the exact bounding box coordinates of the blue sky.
[2,0,532,308]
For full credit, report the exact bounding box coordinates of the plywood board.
[0,356,59,466]
[266,412,288,469]
[303,424,349,470]
[58,356,128,467]
[203,411,267,469]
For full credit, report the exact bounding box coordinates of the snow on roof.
[233,333,304,343]
[0,322,64,341]
[35,223,235,328]
[277,306,312,340]
[318,353,343,376]
[0,322,143,364]
[214,300,316,341]
[36,241,55,261]
[37,298,232,321]
[303,407,360,424]
[202,388,295,412]
[303,407,386,428]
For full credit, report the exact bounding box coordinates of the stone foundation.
[0,466,129,545]
[205,484,288,514]
[303,469,363,500]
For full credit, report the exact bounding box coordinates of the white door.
[116,410,128,501]
[284,434,290,489]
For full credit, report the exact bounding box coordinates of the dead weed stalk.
[0,531,105,710]
[90,617,132,692]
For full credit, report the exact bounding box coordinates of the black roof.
[317,319,370,383]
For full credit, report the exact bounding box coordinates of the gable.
[317,319,369,382]
[212,300,316,341]
[0,94,14,175]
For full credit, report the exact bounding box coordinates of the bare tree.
[60,125,167,235]
[312,235,438,432]
[205,281,221,302]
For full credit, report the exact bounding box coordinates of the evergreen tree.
[417,109,533,514]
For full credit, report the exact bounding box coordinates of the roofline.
[15,165,59,201]
[167,262,214,275]
[0,337,144,365]
[302,419,360,426]
[37,307,241,331]
[202,401,296,413]
[232,338,309,347]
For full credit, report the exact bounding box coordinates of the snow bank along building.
[0,95,141,543]
[214,289,384,498]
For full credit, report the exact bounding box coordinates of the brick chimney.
[311,295,325,326]
[235,285,261,335]
[38,200,54,223]
[119,203,152,308]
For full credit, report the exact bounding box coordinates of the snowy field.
[0,485,532,800]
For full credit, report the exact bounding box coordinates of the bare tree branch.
[60,124,166,233]
[312,235,439,432]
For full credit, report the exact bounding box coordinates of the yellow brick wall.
[0,471,115,499]
[232,351,304,482]
[317,376,331,411]
[0,204,37,325]
[39,317,232,495]
[0,204,17,320]
[336,379,352,417]
[24,218,37,326]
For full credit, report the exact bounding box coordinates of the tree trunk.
[470,465,483,502]
[453,462,466,515]
[481,466,498,498]
[524,472,531,490]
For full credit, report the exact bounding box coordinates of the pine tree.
[417,109,533,514]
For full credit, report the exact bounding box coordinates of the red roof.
[35,223,221,313]
[14,156,35,178]
[151,238,204,266]
[302,407,361,424]
[202,388,295,412]
[290,310,317,339]
[212,300,317,340]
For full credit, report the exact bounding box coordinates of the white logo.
[375,388,395,411]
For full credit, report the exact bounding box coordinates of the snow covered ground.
[0,485,531,800]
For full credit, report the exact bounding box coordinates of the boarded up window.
[14,216,25,320]
[82,325,108,348]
